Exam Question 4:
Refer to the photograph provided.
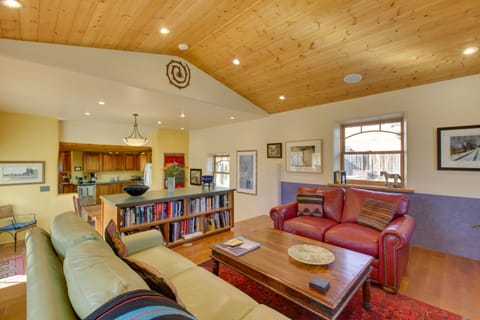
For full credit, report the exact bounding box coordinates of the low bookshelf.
[101,187,235,247]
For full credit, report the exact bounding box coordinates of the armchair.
[0,204,37,251]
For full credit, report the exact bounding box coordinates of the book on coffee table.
[216,236,260,256]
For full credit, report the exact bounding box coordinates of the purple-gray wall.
[280,182,480,261]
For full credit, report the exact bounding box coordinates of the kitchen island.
[101,187,235,246]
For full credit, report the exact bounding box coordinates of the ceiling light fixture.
[1,0,23,8]
[157,121,163,125]
[463,47,478,55]
[98,100,105,105]
[84,112,91,116]
[160,27,170,35]
[178,43,189,50]
[233,58,240,65]
[180,112,185,118]
[123,113,148,146]
[229,116,235,120]
[279,95,286,100]
[344,73,363,84]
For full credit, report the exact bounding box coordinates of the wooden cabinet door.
[58,151,72,173]
[124,154,137,171]
[102,153,115,171]
[138,152,152,170]
[84,152,101,172]
[96,184,111,204]
[115,154,125,171]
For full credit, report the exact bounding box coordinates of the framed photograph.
[285,139,322,173]
[237,150,257,195]
[0,161,45,186]
[437,125,480,171]
[190,168,202,185]
[267,143,282,158]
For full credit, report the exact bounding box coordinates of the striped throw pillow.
[297,193,324,217]
[357,198,395,231]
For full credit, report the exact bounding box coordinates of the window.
[213,155,230,188]
[341,117,405,187]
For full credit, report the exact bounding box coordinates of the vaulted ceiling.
[1,0,479,118]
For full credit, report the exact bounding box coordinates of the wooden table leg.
[362,278,372,311]
[212,260,220,275]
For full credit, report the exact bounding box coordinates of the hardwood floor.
[1,215,478,320]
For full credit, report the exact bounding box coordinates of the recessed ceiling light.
[229,116,235,120]
[84,112,91,116]
[98,101,105,105]
[233,58,240,65]
[157,121,162,125]
[1,0,23,8]
[178,43,189,50]
[180,127,185,130]
[160,27,170,35]
[344,73,363,84]
[279,95,286,100]
[463,47,478,55]
[180,112,185,118]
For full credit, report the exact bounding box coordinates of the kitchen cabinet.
[83,152,102,172]
[102,153,126,171]
[124,154,137,171]
[95,182,137,204]
[138,152,152,170]
[58,151,72,173]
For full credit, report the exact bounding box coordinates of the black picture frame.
[190,168,202,185]
[437,125,480,171]
[267,143,282,158]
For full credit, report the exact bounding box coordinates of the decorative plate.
[288,244,335,265]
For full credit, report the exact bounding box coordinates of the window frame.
[340,116,405,187]
[213,154,230,188]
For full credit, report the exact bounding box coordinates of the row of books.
[169,217,201,242]
[205,210,231,232]
[189,194,230,214]
[119,200,184,227]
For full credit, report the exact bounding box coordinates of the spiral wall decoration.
[166,60,191,89]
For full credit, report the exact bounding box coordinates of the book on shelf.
[216,236,260,256]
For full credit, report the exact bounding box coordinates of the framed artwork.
[285,139,322,173]
[267,143,282,158]
[190,168,202,185]
[237,150,257,195]
[0,161,45,186]
[437,125,480,171]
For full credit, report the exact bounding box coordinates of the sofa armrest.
[378,215,416,291]
[269,202,297,230]
[123,229,165,256]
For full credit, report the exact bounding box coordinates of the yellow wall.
[0,112,73,243]
[151,128,189,190]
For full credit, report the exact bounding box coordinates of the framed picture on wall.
[285,139,322,173]
[236,150,257,195]
[437,125,480,171]
[0,161,45,186]
[267,143,282,158]
[190,168,202,185]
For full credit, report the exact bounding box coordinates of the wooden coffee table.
[211,228,373,320]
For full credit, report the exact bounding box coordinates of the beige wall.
[0,112,73,243]
[189,74,480,222]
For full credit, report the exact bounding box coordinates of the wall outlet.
[40,185,50,192]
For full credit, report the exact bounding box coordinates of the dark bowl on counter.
[123,184,149,196]
[201,175,214,184]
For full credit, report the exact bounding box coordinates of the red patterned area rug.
[0,255,24,279]
[200,260,462,320]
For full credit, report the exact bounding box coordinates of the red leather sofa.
[269,187,415,292]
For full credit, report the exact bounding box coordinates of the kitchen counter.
[74,179,144,186]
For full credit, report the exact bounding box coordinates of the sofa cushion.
[324,223,380,257]
[297,187,344,222]
[50,211,104,259]
[357,198,395,231]
[63,239,149,319]
[297,192,324,217]
[341,188,409,223]
[104,219,128,258]
[123,257,183,306]
[284,216,337,241]
[85,289,196,320]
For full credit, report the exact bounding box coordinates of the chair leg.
[14,232,17,253]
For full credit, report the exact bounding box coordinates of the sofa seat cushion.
[85,289,196,320]
[324,223,380,257]
[129,245,197,279]
[63,239,149,319]
[241,304,290,320]
[284,216,337,241]
[170,267,258,320]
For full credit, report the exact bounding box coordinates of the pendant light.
[123,113,148,146]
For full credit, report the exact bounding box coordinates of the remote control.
[309,276,330,293]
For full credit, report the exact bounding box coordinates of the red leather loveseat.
[269,187,415,292]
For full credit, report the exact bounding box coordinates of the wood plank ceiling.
[0,0,479,114]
